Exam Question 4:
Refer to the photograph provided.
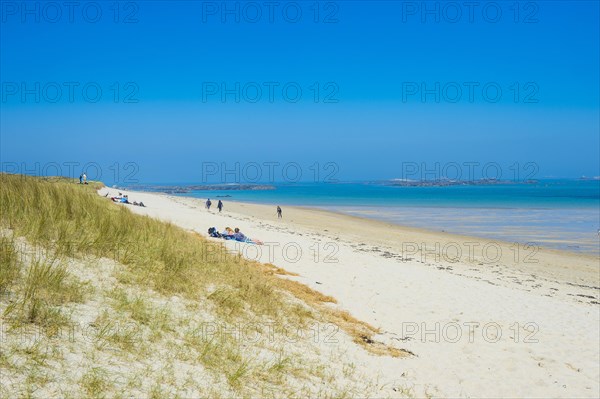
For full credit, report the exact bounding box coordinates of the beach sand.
[100,188,600,398]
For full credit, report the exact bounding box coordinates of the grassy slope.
[0,174,406,397]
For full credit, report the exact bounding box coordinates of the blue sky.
[1,0,599,183]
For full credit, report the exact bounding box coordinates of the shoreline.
[161,191,600,260]
[105,187,600,303]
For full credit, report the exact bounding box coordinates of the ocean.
[145,179,600,255]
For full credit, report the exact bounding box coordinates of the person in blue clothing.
[222,227,234,239]
[232,228,263,244]
[233,228,247,242]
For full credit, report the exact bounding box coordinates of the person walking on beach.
[277,206,282,219]
[217,200,223,213]
[206,198,212,210]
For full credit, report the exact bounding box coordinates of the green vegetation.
[0,174,407,397]
[5,255,84,329]
[80,367,111,399]
[0,174,288,319]
[0,235,20,294]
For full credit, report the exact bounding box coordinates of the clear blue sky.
[1,0,598,183]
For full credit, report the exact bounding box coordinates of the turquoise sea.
[143,180,600,255]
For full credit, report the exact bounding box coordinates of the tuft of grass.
[107,287,173,341]
[80,367,110,399]
[108,288,152,324]
[207,286,246,317]
[4,256,84,330]
[92,311,141,353]
[227,358,251,388]
[0,235,21,295]
[269,348,292,375]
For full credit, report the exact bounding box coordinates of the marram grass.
[0,173,285,319]
[0,173,407,360]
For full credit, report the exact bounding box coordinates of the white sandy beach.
[100,187,600,398]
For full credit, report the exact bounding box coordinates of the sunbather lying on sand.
[222,227,234,239]
[111,196,129,204]
[233,228,263,244]
[110,194,145,207]
[208,227,263,245]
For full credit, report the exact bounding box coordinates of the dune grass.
[0,235,20,295]
[80,367,110,399]
[1,234,85,337]
[6,256,84,328]
[0,174,288,320]
[0,174,409,353]
[0,174,408,396]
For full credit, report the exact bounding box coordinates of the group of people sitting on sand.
[208,227,263,245]
[108,193,146,207]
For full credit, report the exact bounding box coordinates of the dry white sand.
[100,188,600,398]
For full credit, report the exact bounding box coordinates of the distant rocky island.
[119,184,275,194]
[380,178,538,187]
